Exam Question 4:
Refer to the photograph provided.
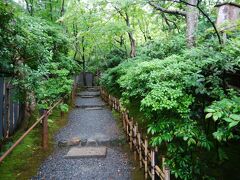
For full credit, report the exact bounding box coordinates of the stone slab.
[65,147,107,158]
[85,107,103,110]
[80,95,99,98]
[58,137,81,147]
[75,105,106,108]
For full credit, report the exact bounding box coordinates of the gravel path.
[32,88,136,180]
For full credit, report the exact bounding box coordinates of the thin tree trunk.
[73,23,78,60]
[186,0,199,47]
[30,0,34,16]
[49,0,53,21]
[128,32,136,58]
[61,0,65,17]
[82,37,87,86]
[126,14,136,57]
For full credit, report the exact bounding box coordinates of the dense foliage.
[1,0,240,179]
[0,1,77,109]
[100,35,240,178]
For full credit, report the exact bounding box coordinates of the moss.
[0,104,70,180]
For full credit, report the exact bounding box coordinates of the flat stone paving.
[32,87,134,180]
[65,147,107,158]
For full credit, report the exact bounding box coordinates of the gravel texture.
[32,89,133,180]
[55,108,120,141]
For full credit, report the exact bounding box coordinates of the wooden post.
[163,157,170,180]
[125,112,128,131]
[144,138,148,179]
[129,121,133,150]
[133,122,138,160]
[151,150,155,180]
[108,95,111,106]
[122,112,126,129]
[126,116,129,140]
[138,132,143,168]
[118,100,121,112]
[114,98,116,110]
[42,110,49,150]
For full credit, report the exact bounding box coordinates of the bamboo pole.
[144,138,148,179]
[108,95,111,107]
[133,122,138,160]
[129,120,133,150]
[138,132,143,168]
[151,149,155,180]
[122,112,126,129]
[163,157,170,180]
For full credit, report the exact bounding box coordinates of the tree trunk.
[73,23,78,60]
[124,12,136,58]
[49,0,53,21]
[82,37,87,86]
[186,0,199,47]
[128,32,136,58]
[61,0,65,17]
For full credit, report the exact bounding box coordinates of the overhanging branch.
[148,1,186,17]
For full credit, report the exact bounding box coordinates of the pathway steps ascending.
[32,87,133,180]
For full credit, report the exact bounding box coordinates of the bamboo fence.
[100,87,170,180]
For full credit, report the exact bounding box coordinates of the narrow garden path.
[32,86,141,180]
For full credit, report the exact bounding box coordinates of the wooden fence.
[0,77,77,163]
[0,76,22,140]
[100,88,170,180]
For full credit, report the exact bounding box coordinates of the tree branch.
[148,1,186,17]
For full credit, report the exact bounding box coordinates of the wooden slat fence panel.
[0,77,22,140]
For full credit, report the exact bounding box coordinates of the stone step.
[58,137,81,147]
[85,107,103,110]
[75,105,106,109]
[77,95,100,98]
[64,147,107,158]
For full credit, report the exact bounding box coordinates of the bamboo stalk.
[151,150,155,180]
[129,120,133,150]
[138,132,143,168]
[163,157,170,180]
[133,122,138,160]
[155,165,165,180]
[144,138,148,179]
[122,112,126,129]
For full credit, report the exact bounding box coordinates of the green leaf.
[213,114,219,121]
[223,118,233,123]
[205,113,212,119]
[229,121,239,128]
[205,108,215,113]
[230,114,240,121]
